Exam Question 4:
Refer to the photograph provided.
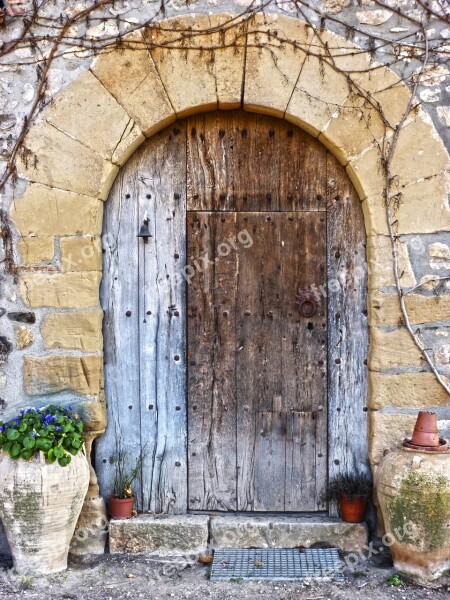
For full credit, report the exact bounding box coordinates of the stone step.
[210,514,367,553]
[109,514,368,556]
[109,514,209,556]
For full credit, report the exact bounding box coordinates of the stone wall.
[0,1,449,514]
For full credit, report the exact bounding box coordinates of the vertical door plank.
[98,125,188,514]
[280,213,326,412]
[327,152,370,515]
[236,213,284,511]
[96,164,142,505]
[187,212,238,511]
[277,127,327,212]
[254,411,286,510]
[285,412,319,511]
[138,125,188,514]
[280,213,327,510]
[187,111,327,212]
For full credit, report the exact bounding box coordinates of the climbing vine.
[0,0,450,392]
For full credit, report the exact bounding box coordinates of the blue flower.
[26,408,33,414]
[4,422,8,428]
[68,405,73,411]
[55,426,62,433]
[32,432,37,438]
[20,410,25,416]
[0,426,3,433]
[14,417,20,423]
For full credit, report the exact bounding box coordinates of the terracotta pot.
[109,495,134,519]
[411,411,439,447]
[339,495,368,523]
[0,450,90,576]
[376,447,450,580]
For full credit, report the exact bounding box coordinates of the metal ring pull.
[296,288,318,317]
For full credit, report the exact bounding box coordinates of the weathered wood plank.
[285,412,320,511]
[96,163,142,506]
[326,151,369,516]
[187,111,327,212]
[280,213,328,510]
[254,411,286,510]
[236,214,286,510]
[98,124,188,514]
[280,213,326,412]
[187,211,238,511]
[138,125,188,514]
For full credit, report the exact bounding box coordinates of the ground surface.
[0,542,449,600]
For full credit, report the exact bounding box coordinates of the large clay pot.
[376,447,450,580]
[0,450,90,576]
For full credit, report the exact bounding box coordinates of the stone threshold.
[109,513,368,556]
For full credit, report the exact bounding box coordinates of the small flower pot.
[339,494,368,523]
[109,495,134,520]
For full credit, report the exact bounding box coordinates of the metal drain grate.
[210,548,343,582]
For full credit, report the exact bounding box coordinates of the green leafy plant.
[321,473,373,503]
[387,573,404,587]
[112,449,145,499]
[0,405,84,467]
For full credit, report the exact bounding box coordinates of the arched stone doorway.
[10,13,450,529]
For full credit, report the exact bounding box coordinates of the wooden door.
[96,110,369,515]
[187,212,327,511]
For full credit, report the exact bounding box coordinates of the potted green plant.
[0,405,90,575]
[322,473,372,523]
[109,450,144,519]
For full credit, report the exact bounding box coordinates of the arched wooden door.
[96,110,369,515]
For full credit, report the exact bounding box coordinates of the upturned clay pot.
[376,447,450,580]
[411,411,439,447]
[0,450,90,576]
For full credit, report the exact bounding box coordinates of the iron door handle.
[296,288,318,317]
